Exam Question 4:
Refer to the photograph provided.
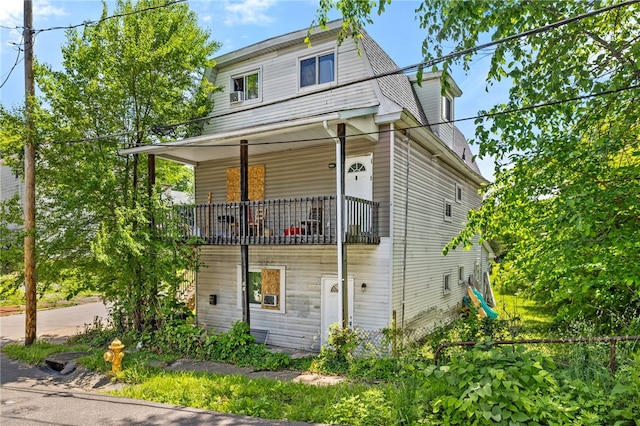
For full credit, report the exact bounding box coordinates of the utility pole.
[23,0,37,345]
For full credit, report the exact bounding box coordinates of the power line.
[32,0,187,34]
[28,0,640,146]
[0,1,188,95]
[0,37,24,89]
[54,82,640,147]
[109,0,640,140]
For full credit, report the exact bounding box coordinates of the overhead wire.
[0,37,25,89]
[57,82,640,147]
[32,0,188,34]
[0,1,187,89]
[14,0,640,147]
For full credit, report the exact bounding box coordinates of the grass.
[2,340,95,365]
[0,285,99,309]
[492,289,554,336]
[113,370,372,423]
[4,285,636,425]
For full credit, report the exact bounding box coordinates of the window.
[458,266,465,284]
[444,199,453,222]
[348,162,366,173]
[237,265,285,313]
[442,96,452,121]
[231,70,260,102]
[455,183,463,203]
[443,274,451,294]
[300,52,335,88]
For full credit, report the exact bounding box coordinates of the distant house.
[1,158,23,205]
[123,21,488,351]
[1,158,24,233]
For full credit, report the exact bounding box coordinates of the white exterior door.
[345,154,373,201]
[321,275,354,346]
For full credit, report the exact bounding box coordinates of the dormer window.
[300,52,335,88]
[442,96,452,122]
[231,70,260,103]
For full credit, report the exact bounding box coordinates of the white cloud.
[0,0,67,55]
[223,0,277,25]
[0,0,66,27]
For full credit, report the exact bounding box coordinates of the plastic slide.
[472,288,499,319]
[466,286,499,319]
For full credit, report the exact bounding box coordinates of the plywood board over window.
[261,268,280,310]
[226,164,265,202]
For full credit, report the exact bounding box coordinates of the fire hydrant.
[103,338,125,374]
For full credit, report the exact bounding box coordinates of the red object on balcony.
[284,227,305,236]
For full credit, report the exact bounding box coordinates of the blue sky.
[1,0,505,178]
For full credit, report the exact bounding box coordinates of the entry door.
[321,276,354,346]
[345,154,373,201]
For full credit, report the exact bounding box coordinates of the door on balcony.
[321,275,354,346]
[345,154,372,201]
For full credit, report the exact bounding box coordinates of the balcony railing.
[173,195,379,245]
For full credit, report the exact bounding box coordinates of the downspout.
[324,120,349,328]
[400,131,411,329]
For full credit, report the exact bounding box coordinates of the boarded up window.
[261,268,280,310]
[226,164,265,202]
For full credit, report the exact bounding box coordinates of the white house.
[123,21,488,351]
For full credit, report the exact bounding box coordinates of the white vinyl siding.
[196,241,391,351]
[391,135,482,330]
[203,39,378,135]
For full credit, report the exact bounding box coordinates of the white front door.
[321,276,354,346]
[345,154,373,201]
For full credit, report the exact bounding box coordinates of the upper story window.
[444,199,453,222]
[231,70,260,103]
[442,96,452,122]
[455,182,463,203]
[300,52,335,88]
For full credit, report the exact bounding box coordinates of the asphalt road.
[0,303,324,426]
[0,301,108,345]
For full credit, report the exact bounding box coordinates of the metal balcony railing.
[173,195,379,245]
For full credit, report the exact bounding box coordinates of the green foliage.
[427,1,640,333]
[424,344,575,425]
[309,0,391,47]
[329,387,393,425]
[321,0,640,331]
[2,341,92,365]
[0,0,219,331]
[0,193,24,295]
[311,323,362,373]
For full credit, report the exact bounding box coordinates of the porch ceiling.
[121,110,379,165]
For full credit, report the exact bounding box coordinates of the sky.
[0,0,506,179]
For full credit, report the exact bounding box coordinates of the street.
[0,301,108,345]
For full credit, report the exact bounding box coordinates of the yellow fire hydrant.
[103,338,125,374]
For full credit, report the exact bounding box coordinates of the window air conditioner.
[262,294,278,306]
[230,91,245,103]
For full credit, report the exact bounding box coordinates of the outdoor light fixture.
[328,163,336,169]
[361,283,367,292]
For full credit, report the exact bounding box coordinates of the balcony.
[174,195,379,245]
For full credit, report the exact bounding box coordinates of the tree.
[316,0,640,332]
[1,0,219,331]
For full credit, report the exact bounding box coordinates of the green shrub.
[329,387,393,426]
[423,343,576,425]
[311,323,361,374]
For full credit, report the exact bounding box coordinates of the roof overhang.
[119,107,379,165]
[395,111,488,186]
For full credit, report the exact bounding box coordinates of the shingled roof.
[360,31,429,126]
